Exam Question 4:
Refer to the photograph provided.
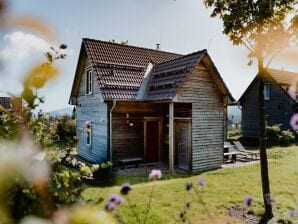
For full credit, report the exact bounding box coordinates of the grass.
[83,145,298,223]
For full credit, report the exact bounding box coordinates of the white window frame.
[86,70,93,95]
[86,123,92,146]
[264,84,271,101]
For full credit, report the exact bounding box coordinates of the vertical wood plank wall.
[76,59,108,163]
[241,76,294,139]
[174,62,225,171]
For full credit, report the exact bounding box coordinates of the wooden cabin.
[0,97,11,110]
[239,69,298,139]
[69,39,234,172]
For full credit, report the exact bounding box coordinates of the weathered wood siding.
[111,102,164,165]
[241,76,294,138]
[173,62,225,171]
[76,58,108,163]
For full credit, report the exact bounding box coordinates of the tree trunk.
[257,58,273,223]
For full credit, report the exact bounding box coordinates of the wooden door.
[145,121,160,163]
[175,120,191,170]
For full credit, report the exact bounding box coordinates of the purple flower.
[244,196,253,207]
[120,182,132,195]
[185,182,193,191]
[264,193,275,205]
[290,114,298,131]
[105,193,124,212]
[105,202,116,211]
[149,169,162,180]
[198,176,205,186]
[108,193,124,205]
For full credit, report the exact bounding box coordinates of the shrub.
[279,130,295,147]
[266,124,281,147]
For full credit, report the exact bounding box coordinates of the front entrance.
[144,120,160,163]
[175,119,192,170]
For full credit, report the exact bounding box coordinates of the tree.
[203,0,298,222]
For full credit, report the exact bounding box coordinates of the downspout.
[109,100,117,167]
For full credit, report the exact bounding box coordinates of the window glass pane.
[264,85,270,100]
[87,124,91,145]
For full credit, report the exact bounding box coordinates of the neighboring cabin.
[0,97,11,110]
[239,69,298,139]
[69,39,234,172]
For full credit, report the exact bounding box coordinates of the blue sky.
[0,0,297,111]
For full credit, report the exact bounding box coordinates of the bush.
[279,130,295,147]
[266,124,281,147]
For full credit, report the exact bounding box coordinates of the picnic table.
[223,144,237,162]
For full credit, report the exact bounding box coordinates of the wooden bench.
[118,157,143,169]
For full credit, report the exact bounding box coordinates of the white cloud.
[0,31,50,60]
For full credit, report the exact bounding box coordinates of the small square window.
[264,84,271,100]
[86,123,92,146]
[86,70,93,95]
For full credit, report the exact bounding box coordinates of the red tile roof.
[83,39,182,99]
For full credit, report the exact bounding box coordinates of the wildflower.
[243,196,253,207]
[120,182,132,195]
[108,193,124,205]
[104,194,124,212]
[198,176,205,186]
[149,169,162,180]
[185,182,193,191]
[105,202,116,212]
[264,193,275,205]
[290,114,298,131]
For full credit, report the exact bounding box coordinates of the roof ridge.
[82,38,182,56]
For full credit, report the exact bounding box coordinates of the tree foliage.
[204,0,298,65]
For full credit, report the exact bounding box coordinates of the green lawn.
[83,146,298,223]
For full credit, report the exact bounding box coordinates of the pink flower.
[149,169,162,180]
[290,114,298,130]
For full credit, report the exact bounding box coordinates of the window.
[86,123,92,146]
[86,70,93,95]
[264,84,271,100]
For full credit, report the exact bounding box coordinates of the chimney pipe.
[156,43,160,50]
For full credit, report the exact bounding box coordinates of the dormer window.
[264,84,271,100]
[86,70,93,95]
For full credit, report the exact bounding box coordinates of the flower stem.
[193,187,216,224]
[126,195,142,224]
[143,182,155,224]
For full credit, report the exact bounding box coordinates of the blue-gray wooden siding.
[241,76,295,138]
[76,59,108,163]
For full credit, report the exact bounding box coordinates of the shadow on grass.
[86,169,207,187]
